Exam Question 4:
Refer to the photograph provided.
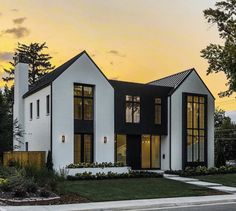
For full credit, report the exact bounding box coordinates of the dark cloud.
[13,17,26,25]
[0,52,13,61]
[108,50,125,57]
[2,26,30,38]
[0,12,2,16]
[110,61,114,65]
[11,9,19,12]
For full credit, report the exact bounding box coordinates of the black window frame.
[182,93,208,168]
[30,102,33,120]
[36,99,40,118]
[74,84,94,121]
[125,95,141,123]
[154,98,162,125]
[46,95,50,115]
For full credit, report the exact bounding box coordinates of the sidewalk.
[1,194,236,211]
[164,174,236,194]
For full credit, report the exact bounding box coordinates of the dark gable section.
[109,80,173,135]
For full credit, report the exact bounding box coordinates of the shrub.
[39,188,51,198]
[14,187,27,198]
[66,162,125,169]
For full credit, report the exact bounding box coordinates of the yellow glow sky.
[0,0,235,111]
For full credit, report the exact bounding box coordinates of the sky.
[0,0,235,112]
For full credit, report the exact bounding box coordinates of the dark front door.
[127,135,141,169]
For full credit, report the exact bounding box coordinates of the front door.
[127,135,141,169]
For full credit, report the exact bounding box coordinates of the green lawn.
[194,173,236,187]
[57,178,223,202]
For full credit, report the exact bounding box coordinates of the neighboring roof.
[148,68,193,88]
[23,51,85,98]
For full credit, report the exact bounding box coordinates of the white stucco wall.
[170,71,215,170]
[52,53,114,170]
[24,86,51,152]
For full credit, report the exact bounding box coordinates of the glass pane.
[126,102,132,123]
[133,96,140,102]
[84,99,93,120]
[187,96,192,102]
[193,103,199,129]
[199,104,204,129]
[199,97,205,103]
[84,134,92,163]
[126,95,132,101]
[74,97,82,120]
[141,135,151,168]
[133,103,140,123]
[187,102,192,128]
[155,105,161,124]
[74,85,82,96]
[194,96,198,103]
[155,98,161,104]
[116,135,126,165]
[74,134,81,163]
[200,136,205,162]
[187,130,192,162]
[84,86,93,97]
[151,136,160,168]
[193,130,199,162]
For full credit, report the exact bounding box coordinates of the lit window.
[154,98,161,124]
[125,95,140,123]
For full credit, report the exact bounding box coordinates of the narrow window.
[154,98,161,124]
[30,103,33,120]
[46,95,50,115]
[36,99,40,118]
[125,95,140,123]
[115,134,127,165]
[74,84,94,120]
[25,142,28,151]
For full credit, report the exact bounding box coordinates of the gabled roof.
[148,68,193,88]
[23,51,85,98]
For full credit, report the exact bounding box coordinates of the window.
[30,103,33,120]
[25,142,28,151]
[46,95,50,115]
[125,95,140,123]
[186,95,206,163]
[154,98,161,124]
[115,134,127,165]
[74,134,93,163]
[74,84,94,120]
[36,99,40,118]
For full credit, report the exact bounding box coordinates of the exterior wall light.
[62,135,65,143]
[104,136,107,144]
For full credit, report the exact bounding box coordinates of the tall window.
[74,134,93,163]
[74,84,94,120]
[126,95,140,123]
[154,98,161,124]
[186,95,206,163]
[36,99,40,118]
[115,134,127,165]
[30,103,33,120]
[46,95,50,115]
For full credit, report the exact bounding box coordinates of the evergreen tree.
[2,42,55,85]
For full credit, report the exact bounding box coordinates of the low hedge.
[67,171,163,180]
[165,165,236,177]
[66,162,125,169]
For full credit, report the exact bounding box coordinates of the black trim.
[50,84,53,152]
[169,96,172,170]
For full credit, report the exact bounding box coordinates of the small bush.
[14,187,27,198]
[39,188,51,198]
[66,162,125,169]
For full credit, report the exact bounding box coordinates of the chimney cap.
[15,53,29,64]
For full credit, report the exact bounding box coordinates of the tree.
[2,42,55,85]
[214,108,231,128]
[201,0,236,97]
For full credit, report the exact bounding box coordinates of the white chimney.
[13,54,29,150]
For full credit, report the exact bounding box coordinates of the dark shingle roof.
[23,51,85,98]
[148,68,194,88]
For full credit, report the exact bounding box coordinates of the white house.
[13,51,215,170]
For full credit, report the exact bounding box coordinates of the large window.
[186,95,206,164]
[154,98,161,124]
[74,84,94,120]
[36,99,40,118]
[115,134,127,165]
[125,95,140,123]
[74,134,93,163]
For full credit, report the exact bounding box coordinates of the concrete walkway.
[164,174,236,194]
[1,194,236,211]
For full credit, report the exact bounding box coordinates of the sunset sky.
[0,0,235,111]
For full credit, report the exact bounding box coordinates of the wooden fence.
[3,151,46,168]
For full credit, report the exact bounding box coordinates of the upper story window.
[125,95,140,123]
[154,98,161,124]
[74,84,94,120]
[30,102,33,120]
[46,95,50,115]
[36,99,40,118]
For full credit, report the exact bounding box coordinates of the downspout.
[50,83,53,153]
[169,95,172,170]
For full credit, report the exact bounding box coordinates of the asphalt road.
[128,202,236,211]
